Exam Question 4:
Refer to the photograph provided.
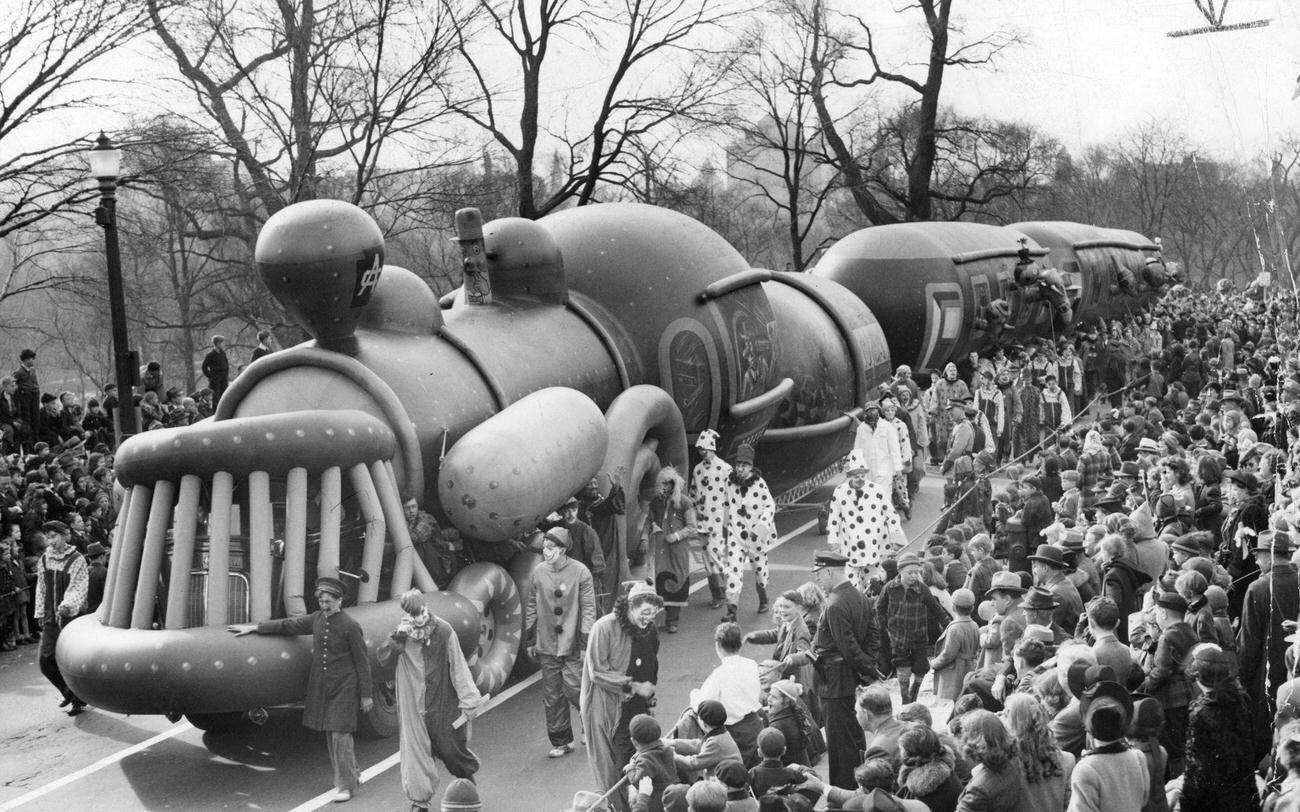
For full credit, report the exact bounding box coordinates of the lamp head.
[87,132,122,180]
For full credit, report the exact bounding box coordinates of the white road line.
[0,722,196,811]
[289,516,820,812]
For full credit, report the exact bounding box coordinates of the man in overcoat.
[231,576,374,803]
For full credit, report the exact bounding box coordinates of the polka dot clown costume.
[826,449,906,591]
[689,428,733,609]
[722,442,776,620]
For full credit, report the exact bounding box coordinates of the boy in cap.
[824,449,905,592]
[689,429,732,610]
[1070,681,1150,811]
[929,588,979,702]
[876,553,946,703]
[230,576,374,802]
[33,519,88,714]
[721,443,776,621]
[622,713,679,811]
[662,699,741,781]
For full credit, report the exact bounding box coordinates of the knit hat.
[441,778,482,811]
[629,713,661,744]
[1204,584,1228,612]
[544,527,571,550]
[952,588,976,611]
[696,699,727,728]
[626,581,663,607]
[770,679,803,704]
[757,727,787,757]
[735,443,755,465]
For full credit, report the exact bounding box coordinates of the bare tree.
[806,0,1026,223]
[444,0,745,219]
[0,1,157,238]
[148,0,468,233]
[724,8,841,271]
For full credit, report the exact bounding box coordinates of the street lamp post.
[87,132,139,440]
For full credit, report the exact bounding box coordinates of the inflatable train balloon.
[56,200,1172,736]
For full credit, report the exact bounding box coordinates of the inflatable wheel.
[186,712,249,734]
[447,561,522,694]
[600,386,688,557]
[508,548,543,678]
[356,670,399,739]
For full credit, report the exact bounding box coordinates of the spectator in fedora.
[1028,543,1082,633]
[979,570,1026,673]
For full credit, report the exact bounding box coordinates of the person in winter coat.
[744,591,814,712]
[1180,644,1259,812]
[376,590,486,811]
[1238,530,1300,761]
[930,363,971,464]
[762,680,815,767]
[876,553,947,704]
[1069,681,1149,812]
[646,466,697,633]
[1134,591,1196,777]
[663,699,742,781]
[896,723,962,812]
[230,577,374,803]
[721,444,776,622]
[622,714,679,812]
[954,709,1029,812]
[929,588,979,702]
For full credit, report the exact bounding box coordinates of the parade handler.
[230,576,374,803]
[378,590,486,812]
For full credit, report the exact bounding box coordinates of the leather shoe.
[59,696,73,708]
[67,701,86,717]
[666,623,678,634]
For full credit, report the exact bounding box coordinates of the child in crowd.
[624,714,679,812]
[747,728,818,803]
[930,588,980,703]
[1055,470,1081,522]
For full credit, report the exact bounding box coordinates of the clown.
[689,428,732,610]
[825,449,906,591]
[722,443,776,621]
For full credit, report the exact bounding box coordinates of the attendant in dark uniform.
[793,550,882,790]
[230,576,374,803]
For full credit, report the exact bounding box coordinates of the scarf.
[397,608,436,644]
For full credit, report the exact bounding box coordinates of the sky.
[933,0,1300,161]
[11,0,1300,175]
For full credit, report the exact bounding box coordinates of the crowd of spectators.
[611,287,1300,811]
[0,332,274,654]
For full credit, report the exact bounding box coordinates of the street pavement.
[0,473,950,811]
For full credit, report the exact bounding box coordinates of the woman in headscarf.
[581,582,662,812]
[377,590,487,812]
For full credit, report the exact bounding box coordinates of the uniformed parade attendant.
[230,576,374,803]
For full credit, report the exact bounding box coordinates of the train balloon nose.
[255,199,385,346]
